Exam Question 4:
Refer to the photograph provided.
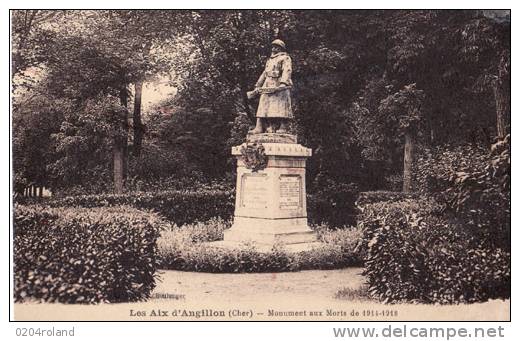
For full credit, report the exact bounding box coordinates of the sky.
[141,79,177,111]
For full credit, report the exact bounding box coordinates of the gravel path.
[15,268,509,321]
[152,268,365,304]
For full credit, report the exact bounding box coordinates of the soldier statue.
[247,39,293,134]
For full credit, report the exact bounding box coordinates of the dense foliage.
[14,204,163,303]
[416,135,510,249]
[358,198,510,304]
[356,190,420,207]
[12,10,510,195]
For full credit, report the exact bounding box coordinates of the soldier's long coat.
[254,52,293,118]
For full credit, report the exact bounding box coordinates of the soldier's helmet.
[271,39,286,50]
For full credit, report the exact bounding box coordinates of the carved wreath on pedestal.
[240,142,267,172]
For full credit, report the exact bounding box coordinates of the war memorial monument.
[212,39,321,252]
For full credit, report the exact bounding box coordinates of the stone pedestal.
[214,134,321,252]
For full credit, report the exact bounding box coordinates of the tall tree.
[10,10,62,80]
[105,10,188,157]
[31,10,185,192]
[457,10,511,141]
[379,84,425,192]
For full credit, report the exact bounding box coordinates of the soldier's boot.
[250,118,264,134]
[277,120,288,134]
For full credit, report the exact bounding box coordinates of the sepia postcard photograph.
[9,8,511,323]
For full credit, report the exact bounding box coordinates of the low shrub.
[162,242,296,273]
[14,204,164,303]
[358,198,510,304]
[314,224,365,264]
[157,219,363,272]
[41,189,235,226]
[164,217,230,243]
[296,244,357,270]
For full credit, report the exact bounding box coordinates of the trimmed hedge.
[307,182,359,228]
[358,198,510,304]
[19,186,359,228]
[157,219,363,273]
[14,204,163,303]
[31,189,235,226]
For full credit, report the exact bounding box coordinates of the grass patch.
[335,285,372,301]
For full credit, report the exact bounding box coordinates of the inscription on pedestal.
[279,175,301,210]
[241,173,268,209]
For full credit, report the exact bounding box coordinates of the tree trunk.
[133,80,144,157]
[113,87,129,194]
[113,144,124,193]
[38,186,43,197]
[495,52,510,139]
[122,107,129,185]
[402,131,415,193]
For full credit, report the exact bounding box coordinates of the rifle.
[247,85,292,99]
